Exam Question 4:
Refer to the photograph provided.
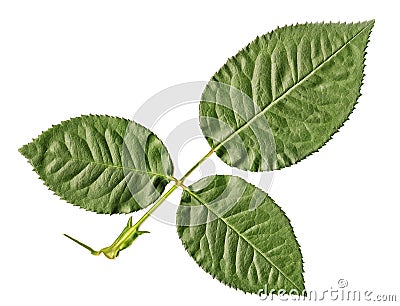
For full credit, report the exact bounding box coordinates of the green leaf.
[177,175,304,294]
[200,21,374,171]
[19,115,174,214]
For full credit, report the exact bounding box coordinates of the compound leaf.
[19,115,174,214]
[177,175,304,294]
[200,21,374,171]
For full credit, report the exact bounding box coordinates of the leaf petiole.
[64,216,149,259]
[64,149,214,259]
[64,183,181,259]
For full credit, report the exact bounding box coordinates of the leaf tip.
[18,141,35,161]
[18,145,26,156]
[363,19,375,31]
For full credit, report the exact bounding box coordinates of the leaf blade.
[177,175,304,294]
[200,21,374,171]
[19,115,174,214]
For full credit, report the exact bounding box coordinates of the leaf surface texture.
[19,115,174,214]
[200,21,374,170]
[177,175,304,293]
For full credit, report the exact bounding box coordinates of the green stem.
[65,148,215,259]
[114,183,179,244]
[179,148,214,182]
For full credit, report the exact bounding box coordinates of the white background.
[1,1,399,305]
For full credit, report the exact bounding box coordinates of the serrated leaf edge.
[18,114,175,215]
[202,20,375,170]
[177,175,305,295]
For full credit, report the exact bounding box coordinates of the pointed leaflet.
[200,21,374,171]
[177,175,304,294]
[19,115,174,214]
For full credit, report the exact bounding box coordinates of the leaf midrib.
[53,155,173,181]
[213,22,372,152]
[183,187,303,291]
